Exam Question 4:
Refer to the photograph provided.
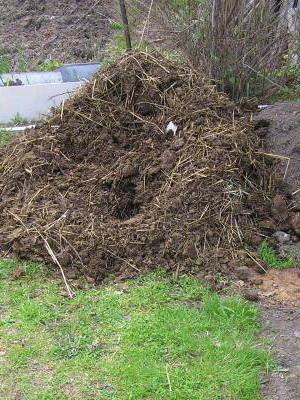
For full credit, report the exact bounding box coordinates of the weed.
[103,34,131,64]
[109,21,123,30]
[15,50,29,72]
[41,59,61,71]
[11,113,28,126]
[0,129,11,145]
[258,241,296,269]
[0,51,61,76]
[0,261,272,399]
[0,55,9,74]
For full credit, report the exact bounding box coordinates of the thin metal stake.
[119,0,132,51]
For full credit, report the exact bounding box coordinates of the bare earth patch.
[0,0,115,66]
[261,305,300,400]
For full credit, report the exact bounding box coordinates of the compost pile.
[0,52,276,281]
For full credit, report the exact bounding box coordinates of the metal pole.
[119,0,132,51]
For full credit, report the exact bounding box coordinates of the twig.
[60,99,65,121]
[242,54,284,89]
[166,365,172,392]
[105,247,141,272]
[245,250,267,273]
[139,0,154,48]
[7,211,31,234]
[283,158,290,179]
[43,238,74,298]
[292,188,300,196]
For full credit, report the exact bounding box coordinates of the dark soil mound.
[0,52,276,281]
[0,0,114,66]
[254,103,300,206]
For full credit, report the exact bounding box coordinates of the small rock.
[236,266,253,281]
[258,219,277,231]
[291,213,300,236]
[160,150,177,170]
[204,274,214,282]
[273,231,291,243]
[271,195,289,222]
[86,276,95,284]
[250,278,263,286]
[64,270,78,279]
[243,289,260,302]
[294,331,300,339]
[171,138,185,150]
[121,164,139,178]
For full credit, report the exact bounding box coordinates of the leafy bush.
[132,0,292,100]
[41,59,61,71]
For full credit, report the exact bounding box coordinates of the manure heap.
[0,52,275,280]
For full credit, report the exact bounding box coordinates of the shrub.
[132,0,292,100]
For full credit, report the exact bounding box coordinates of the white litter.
[257,105,269,110]
[166,121,178,136]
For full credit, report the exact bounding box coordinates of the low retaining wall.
[0,82,81,124]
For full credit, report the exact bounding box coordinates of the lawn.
[0,259,271,399]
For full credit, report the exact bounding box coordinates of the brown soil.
[254,103,300,207]
[253,103,300,399]
[254,268,300,306]
[0,0,115,66]
[253,102,300,300]
[0,52,280,282]
[261,305,300,400]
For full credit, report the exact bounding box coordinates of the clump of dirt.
[0,0,115,66]
[250,268,300,307]
[0,52,279,281]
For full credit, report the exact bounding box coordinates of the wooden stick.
[43,238,74,298]
[119,0,132,51]
[139,0,154,47]
[166,365,172,392]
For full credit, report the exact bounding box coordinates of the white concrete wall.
[0,71,62,86]
[0,82,81,124]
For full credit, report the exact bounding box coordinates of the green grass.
[41,59,61,71]
[10,113,28,126]
[109,21,123,30]
[258,241,296,269]
[0,129,11,145]
[0,260,272,399]
[0,51,61,75]
[0,55,9,74]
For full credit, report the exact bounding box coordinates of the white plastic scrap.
[166,121,178,136]
[257,105,269,110]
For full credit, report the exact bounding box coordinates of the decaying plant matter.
[0,52,277,281]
